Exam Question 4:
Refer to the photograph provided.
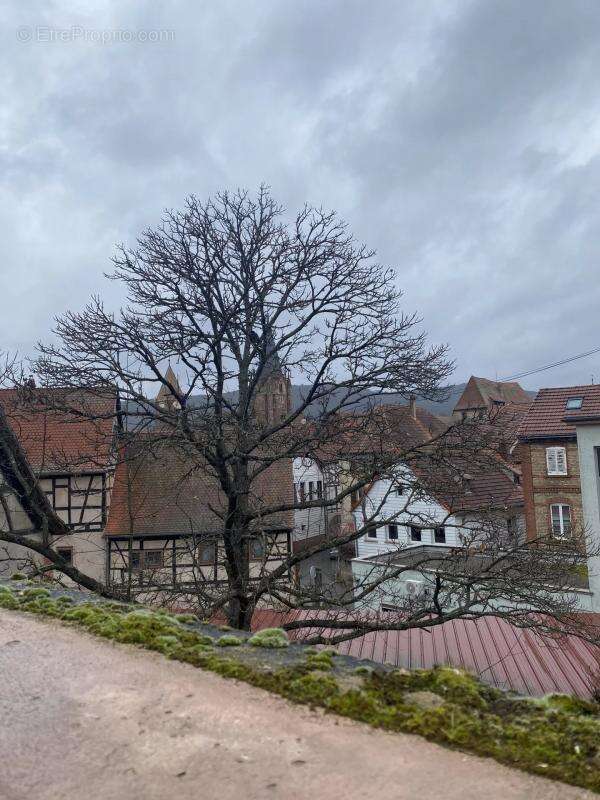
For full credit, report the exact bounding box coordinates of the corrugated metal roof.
[252,609,600,699]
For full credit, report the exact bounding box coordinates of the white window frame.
[546,446,567,476]
[550,504,571,538]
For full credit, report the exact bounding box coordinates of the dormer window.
[565,397,583,410]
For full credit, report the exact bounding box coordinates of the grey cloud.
[2,0,600,387]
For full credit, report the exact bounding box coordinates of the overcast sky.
[2,0,600,389]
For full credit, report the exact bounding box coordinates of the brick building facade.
[518,386,600,542]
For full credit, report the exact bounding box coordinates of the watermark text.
[16,26,175,44]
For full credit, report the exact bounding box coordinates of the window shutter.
[546,447,567,475]
[562,505,572,536]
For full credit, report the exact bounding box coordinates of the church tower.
[253,332,292,425]
[156,365,182,411]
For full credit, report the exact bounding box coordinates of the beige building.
[0,387,118,581]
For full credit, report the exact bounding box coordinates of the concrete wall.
[351,556,596,613]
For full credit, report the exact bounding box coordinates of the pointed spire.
[262,327,282,380]
[156,365,182,410]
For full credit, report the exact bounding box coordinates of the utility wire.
[501,345,600,382]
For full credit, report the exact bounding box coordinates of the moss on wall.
[1,581,599,792]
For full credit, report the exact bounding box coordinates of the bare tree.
[0,189,596,644]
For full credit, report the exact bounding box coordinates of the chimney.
[409,394,417,419]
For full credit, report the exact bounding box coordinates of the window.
[129,549,163,571]
[507,516,518,541]
[566,397,583,410]
[198,542,216,564]
[310,566,323,590]
[250,537,265,559]
[550,504,572,538]
[546,447,567,476]
[409,526,422,542]
[143,549,163,568]
[434,526,446,544]
[367,526,378,539]
[308,481,315,500]
[316,480,323,499]
[56,547,72,564]
[299,482,306,502]
[387,524,399,540]
[394,483,405,496]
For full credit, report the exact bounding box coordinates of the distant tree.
[0,190,595,645]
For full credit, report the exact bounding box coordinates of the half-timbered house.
[104,437,293,597]
[0,387,119,579]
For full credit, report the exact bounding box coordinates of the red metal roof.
[518,385,600,440]
[251,609,600,699]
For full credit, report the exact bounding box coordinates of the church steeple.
[253,330,292,424]
[156,365,182,410]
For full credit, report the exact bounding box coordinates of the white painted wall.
[292,457,341,542]
[574,423,600,612]
[352,473,463,559]
[293,457,326,541]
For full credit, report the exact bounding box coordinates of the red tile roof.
[105,437,294,537]
[518,385,600,440]
[252,609,600,699]
[0,388,118,473]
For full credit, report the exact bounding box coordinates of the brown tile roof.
[453,376,530,413]
[315,404,448,462]
[518,385,600,440]
[0,387,118,473]
[400,453,523,514]
[105,437,293,537]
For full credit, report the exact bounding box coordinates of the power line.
[501,345,600,382]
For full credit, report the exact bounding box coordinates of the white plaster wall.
[574,423,600,611]
[0,476,107,583]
